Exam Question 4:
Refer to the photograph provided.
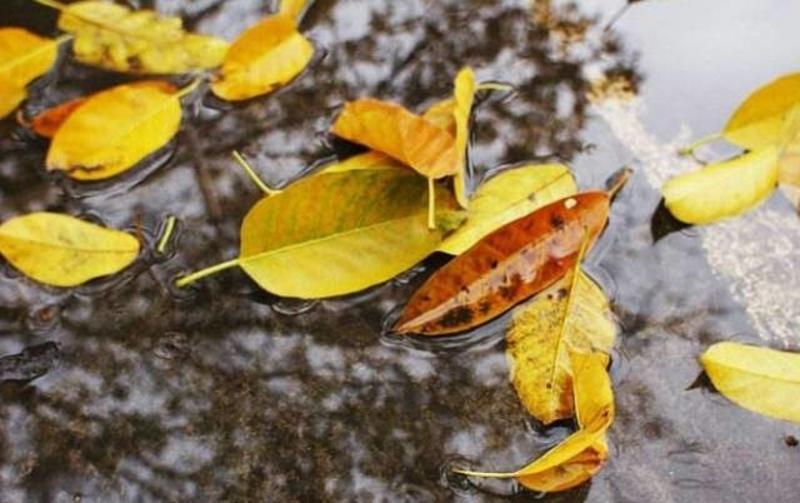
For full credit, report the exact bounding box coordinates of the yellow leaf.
[0,27,62,118]
[332,98,458,180]
[0,212,140,287]
[778,106,800,187]
[211,15,313,101]
[279,0,313,22]
[701,342,800,424]
[454,352,614,493]
[318,151,405,174]
[438,163,577,255]
[44,0,228,74]
[452,67,476,208]
[723,72,800,150]
[662,147,779,225]
[176,168,463,298]
[47,80,185,181]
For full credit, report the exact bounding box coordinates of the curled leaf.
[0,27,62,118]
[0,212,140,287]
[211,14,313,101]
[700,342,800,424]
[44,0,228,74]
[507,268,615,424]
[177,168,463,298]
[439,164,577,255]
[394,191,613,335]
[452,67,476,207]
[662,147,779,225]
[23,96,87,137]
[46,80,186,181]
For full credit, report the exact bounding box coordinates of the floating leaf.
[451,67,476,207]
[394,185,620,335]
[507,267,615,424]
[23,96,87,137]
[439,164,577,255]
[0,27,63,118]
[778,106,800,188]
[722,73,800,150]
[46,80,189,181]
[211,14,313,101]
[40,0,228,74]
[0,212,140,287]
[454,352,614,493]
[662,147,778,225]
[279,0,314,22]
[176,168,462,298]
[700,342,800,424]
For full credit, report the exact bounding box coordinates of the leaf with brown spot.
[393,181,624,335]
[22,96,87,138]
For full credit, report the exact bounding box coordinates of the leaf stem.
[156,215,177,254]
[175,78,202,100]
[232,150,280,195]
[451,467,516,479]
[33,0,66,12]
[427,177,436,230]
[476,82,514,93]
[679,132,722,156]
[175,258,240,288]
[606,167,633,199]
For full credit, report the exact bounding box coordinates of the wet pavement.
[1,0,799,501]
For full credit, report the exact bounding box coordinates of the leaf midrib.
[708,357,800,385]
[0,233,137,254]
[0,38,56,76]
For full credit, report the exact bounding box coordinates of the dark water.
[1,0,800,501]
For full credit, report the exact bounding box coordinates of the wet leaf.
[0,212,140,287]
[700,342,800,424]
[211,14,313,101]
[723,73,800,150]
[46,80,187,181]
[279,0,314,22]
[0,27,62,118]
[662,147,779,224]
[507,268,615,424]
[439,164,577,255]
[0,342,61,383]
[23,96,87,138]
[778,106,800,187]
[44,0,228,74]
[454,352,614,493]
[394,189,614,336]
[177,168,463,298]
[451,67,476,207]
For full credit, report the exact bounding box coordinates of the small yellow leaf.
[279,0,313,22]
[723,73,800,150]
[701,342,800,424]
[0,27,61,118]
[438,164,577,255]
[662,147,779,225]
[0,212,140,287]
[47,80,183,181]
[332,98,458,179]
[52,0,228,74]
[211,15,313,101]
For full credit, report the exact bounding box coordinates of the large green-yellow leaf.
[700,342,800,424]
[455,352,614,493]
[0,212,140,287]
[44,0,228,74]
[723,73,800,150]
[0,27,62,118]
[47,80,184,181]
[177,168,462,298]
[506,267,615,424]
[662,147,779,225]
[210,14,313,101]
[438,164,576,255]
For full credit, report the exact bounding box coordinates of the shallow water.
[1,0,800,501]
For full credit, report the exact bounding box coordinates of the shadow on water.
[1,0,799,502]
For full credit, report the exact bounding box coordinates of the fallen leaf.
[211,14,313,101]
[42,0,228,74]
[662,147,779,225]
[279,0,313,22]
[722,72,800,150]
[700,342,800,424]
[778,106,800,188]
[394,188,617,335]
[176,168,463,298]
[46,80,187,181]
[439,164,577,255]
[0,212,140,287]
[0,27,63,118]
[23,96,87,137]
[454,352,614,493]
[452,67,476,207]
[507,267,615,424]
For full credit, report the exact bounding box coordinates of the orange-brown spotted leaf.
[23,97,87,138]
[331,98,458,179]
[394,192,612,335]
